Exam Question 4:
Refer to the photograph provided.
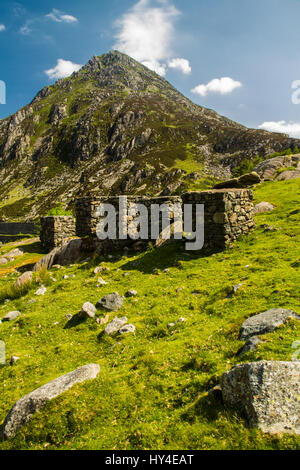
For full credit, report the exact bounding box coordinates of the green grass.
[0,179,299,450]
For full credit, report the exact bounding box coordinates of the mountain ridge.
[0,50,298,221]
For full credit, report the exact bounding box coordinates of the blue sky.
[1,0,300,137]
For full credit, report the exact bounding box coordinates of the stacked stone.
[40,216,76,253]
[76,196,182,241]
[181,189,254,250]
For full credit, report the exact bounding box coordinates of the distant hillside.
[0,50,299,221]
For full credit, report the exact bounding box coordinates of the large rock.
[0,363,100,440]
[253,202,275,213]
[96,292,124,312]
[34,238,83,271]
[240,308,300,340]
[221,361,300,434]
[214,172,261,189]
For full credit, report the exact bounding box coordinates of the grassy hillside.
[0,178,299,450]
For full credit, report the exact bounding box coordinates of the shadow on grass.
[63,313,86,329]
[118,242,219,275]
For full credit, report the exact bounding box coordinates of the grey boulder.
[79,302,96,319]
[0,363,100,440]
[96,292,124,312]
[221,361,300,435]
[3,311,21,322]
[104,317,128,336]
[240,308,300,340]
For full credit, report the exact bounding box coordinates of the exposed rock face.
[253,154,300,180]
[275,170,300,181]
[0,363,100,440]
[221,361,300,435]
[0,50,298,222]
[239,308,300,340]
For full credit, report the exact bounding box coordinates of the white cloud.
[258,121,300,138]
[0,24,6,32]
[192,77,242,97]
[19,22,32,35]
[46,9,78,24]
[113,0,189,76]
[168,58,191,74]
[45,59,82,80]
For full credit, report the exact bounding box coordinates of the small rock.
[253,202,275,214]
[96,315,110,326]
[104,317,128,336]
[227,284,243,298]
[125,290,137,297]
[35,286,47,296]
[3,311,21,322]
[119,324,136,335]
[96,292,124,312]
[63,275,69,280]
[237,336,263,355]
[94,266,110,275]
[79,302,97,319]
[97,277,108,286]
[65,314,73,321]
[167,323,176,329]
[10,356,20,365]
[27,299,36,305]
[178,317,186,323]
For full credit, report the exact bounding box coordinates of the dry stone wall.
[75,189,254,250]
[181,189,254,250]
[40,216,76,252]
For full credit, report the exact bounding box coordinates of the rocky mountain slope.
[0,50,299,221]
